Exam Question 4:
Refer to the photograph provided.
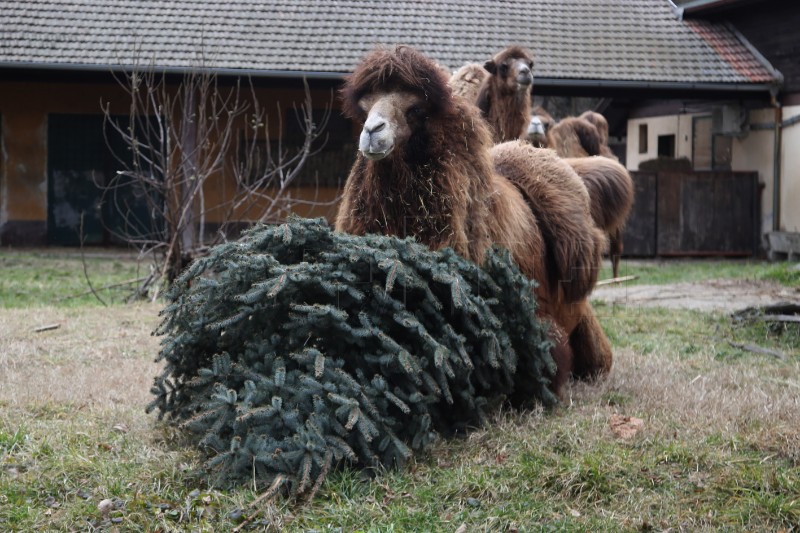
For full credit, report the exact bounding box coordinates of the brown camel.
[449,46,534,143]
[544,113,633,278]
[336,46,614,395]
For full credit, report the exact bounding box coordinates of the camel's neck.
[356,149,457,247]
[488,86,531,142]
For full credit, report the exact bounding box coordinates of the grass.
[1,251,798,531]
[0,249,148,308]
[603,257,800,288]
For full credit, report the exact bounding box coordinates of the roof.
[0,0,780,90]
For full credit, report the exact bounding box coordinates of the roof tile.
[0,0,778,85]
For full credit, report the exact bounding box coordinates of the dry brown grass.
[0,304,161,410]
[568,347,800,463]
[2,301,798,530]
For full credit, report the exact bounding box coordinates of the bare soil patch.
[592,278,799,313]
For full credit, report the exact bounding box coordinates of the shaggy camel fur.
[449,46,534,143]
[545,113,633,278]
[336,45,613,394]
[449,62,486,104]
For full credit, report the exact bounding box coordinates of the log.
[34,324,61,333]
[595,275,638,287]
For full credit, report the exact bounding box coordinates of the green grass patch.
[0,251,147,308]
[603,258,800,287]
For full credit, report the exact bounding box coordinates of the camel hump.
[490,141,604,303]
[565,156,634,234]
[449,63,488,103]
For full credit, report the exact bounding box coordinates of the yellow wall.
[0,79,348,243]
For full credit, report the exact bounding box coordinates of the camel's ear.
[483,59,497,75]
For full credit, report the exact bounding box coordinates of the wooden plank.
[622,172,657,257]
[656,171,758,256]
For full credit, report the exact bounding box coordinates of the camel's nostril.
[365,120,386,134]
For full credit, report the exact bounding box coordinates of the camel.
[449,46,534,143]
[336,45,614,396]
[544,113,633,278]
[527,106,554,148]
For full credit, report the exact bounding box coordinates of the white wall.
[629,106,800,240]
[732,108,775,238]
[626,113,701,170]
[780,104,800,232]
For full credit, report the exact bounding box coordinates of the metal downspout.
[771,89,782,232]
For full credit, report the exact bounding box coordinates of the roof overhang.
[0,61,348,81]
[0,61,780,100]
[534,77,778,99]
[679,0,762,15]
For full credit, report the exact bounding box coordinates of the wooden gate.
[622,171,760,257]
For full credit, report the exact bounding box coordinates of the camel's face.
[357,90,426,161]
[486,55,533,92]
[527,114,548,147]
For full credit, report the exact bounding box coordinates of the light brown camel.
[449,46,534,143]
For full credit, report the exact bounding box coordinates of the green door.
[47,114,158,246]
[47,114,106,245]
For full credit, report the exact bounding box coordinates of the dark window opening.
[240,109,354,188]
[638,124,648,154]
[657,134,676,158]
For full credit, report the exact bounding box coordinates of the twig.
[595,275,638,287]
[231,475,286,533]
[750,314,800,324]
[33,324,61,333]
[727,341,787,361]
[56,277,150,302]
[79,212,108,307]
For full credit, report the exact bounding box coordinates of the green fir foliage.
[148,217,555,495]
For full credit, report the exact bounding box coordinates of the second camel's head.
[484,46,534,93]
[341,45,455,162]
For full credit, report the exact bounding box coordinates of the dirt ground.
[591,277,800,313]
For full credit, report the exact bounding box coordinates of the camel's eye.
[528,61,534,70]
[499,63,509,76]
[405,104,426,121]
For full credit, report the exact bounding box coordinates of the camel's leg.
[609,228,623,279]
[568,300,613,379]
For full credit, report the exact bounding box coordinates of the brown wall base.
[1,220,47,246]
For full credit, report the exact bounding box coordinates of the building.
[0,0,788,254]
[626,0,799,257]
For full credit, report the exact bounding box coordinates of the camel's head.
[527,107,554,147]
[355,90,428,160]
[527,115,548,147]
[341,46,455,162]
[484,46,534,92]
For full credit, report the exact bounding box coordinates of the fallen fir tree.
[148,217,556,496]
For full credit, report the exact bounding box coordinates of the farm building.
[0,0,795,257]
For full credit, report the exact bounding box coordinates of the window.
[657,134,676,158]
[638,124,648,154]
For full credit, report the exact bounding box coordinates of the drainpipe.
[771,88,782,232]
